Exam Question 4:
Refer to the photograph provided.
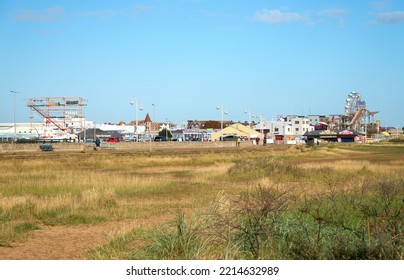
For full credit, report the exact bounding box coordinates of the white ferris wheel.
[344,91,366,115]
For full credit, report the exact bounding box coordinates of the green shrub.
[136,183,403,259]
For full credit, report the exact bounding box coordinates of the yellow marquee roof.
[211,123,261,140]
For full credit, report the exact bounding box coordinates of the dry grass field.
[0,142,403,259]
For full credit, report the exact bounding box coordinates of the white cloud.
[253,9,305,25]
[319,8,349,18]
[377,11,404,24]
[12,6,65,23]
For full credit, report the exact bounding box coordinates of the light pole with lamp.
[164,118,170,140]
[244,108,255,140]
[93,121,96,144]
[10,90,19,142]
[258,114,265,144]
[216,105,227,141]
[152,103,156,138]
[130,98,143,142]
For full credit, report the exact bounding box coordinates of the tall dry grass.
[1,143,403,258]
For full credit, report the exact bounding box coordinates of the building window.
[295,128,299,131]
[275,128,279,132]
[295,121,299,124]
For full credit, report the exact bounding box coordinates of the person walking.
[95,137,101,150]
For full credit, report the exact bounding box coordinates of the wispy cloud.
[371,0,390,12]
[318,8,349,27]
[12,6,65,23]
[76,10,115,20]
[319,8,349,18]
[133,5,154,16]
[36,28,60,36]
[377,11,404,24]
[253,9,306,25]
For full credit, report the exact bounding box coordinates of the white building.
[307,115,325,126]
[0,121,82,141]
[254,116,314,143]
[290,117,314,136]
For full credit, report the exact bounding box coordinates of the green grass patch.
[13,222,41,233]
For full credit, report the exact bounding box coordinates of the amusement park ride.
[23,92,378,140]
[339,91,378,132]
[27,96,87,139]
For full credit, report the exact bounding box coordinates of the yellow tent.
[381,131,390,137]
[211,123,261,141]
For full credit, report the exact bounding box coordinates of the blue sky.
[1,0,403,127]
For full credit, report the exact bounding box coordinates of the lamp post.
[130,98,143,142]
[83,106,86,143]
[152,103,156,136]
[258,114,265,144]
[216,105,227,141]
[165,118,170,140]
[10,90,19,142]
[93,122,96,143]
[244,108,255,140]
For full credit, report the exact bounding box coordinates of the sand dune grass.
[0,143,403,259]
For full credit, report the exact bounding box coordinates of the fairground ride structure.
[340,91,378,132]
[27,97,87,139]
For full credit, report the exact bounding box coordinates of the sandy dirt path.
[0,220,145,260]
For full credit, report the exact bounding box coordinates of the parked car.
[220,135,239,141]
[154,136,167,142]
[106,137,120,142]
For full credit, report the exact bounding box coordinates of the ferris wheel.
[344,91,366,115]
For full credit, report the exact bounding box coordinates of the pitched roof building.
[211,123,261,141]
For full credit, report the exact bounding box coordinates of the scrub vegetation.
[0,143,403,259]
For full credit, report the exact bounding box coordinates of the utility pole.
[10,90,19,142]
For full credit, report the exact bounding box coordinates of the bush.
[135,182,403,260]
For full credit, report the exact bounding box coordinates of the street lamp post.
[83,106,86,143]
[244,108,255,140]
[152,103,156,137]
[130,98,143,142]
[216,105,227,141]
[258,114,265,144]
[165,118,170,140]
[152,103,156,123]
[93,122,96,143]
[10,90,19,142]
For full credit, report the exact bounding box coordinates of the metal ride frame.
[27,96,87,138]
[343,91,378,132]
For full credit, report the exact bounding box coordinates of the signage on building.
[339,130,353,135]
